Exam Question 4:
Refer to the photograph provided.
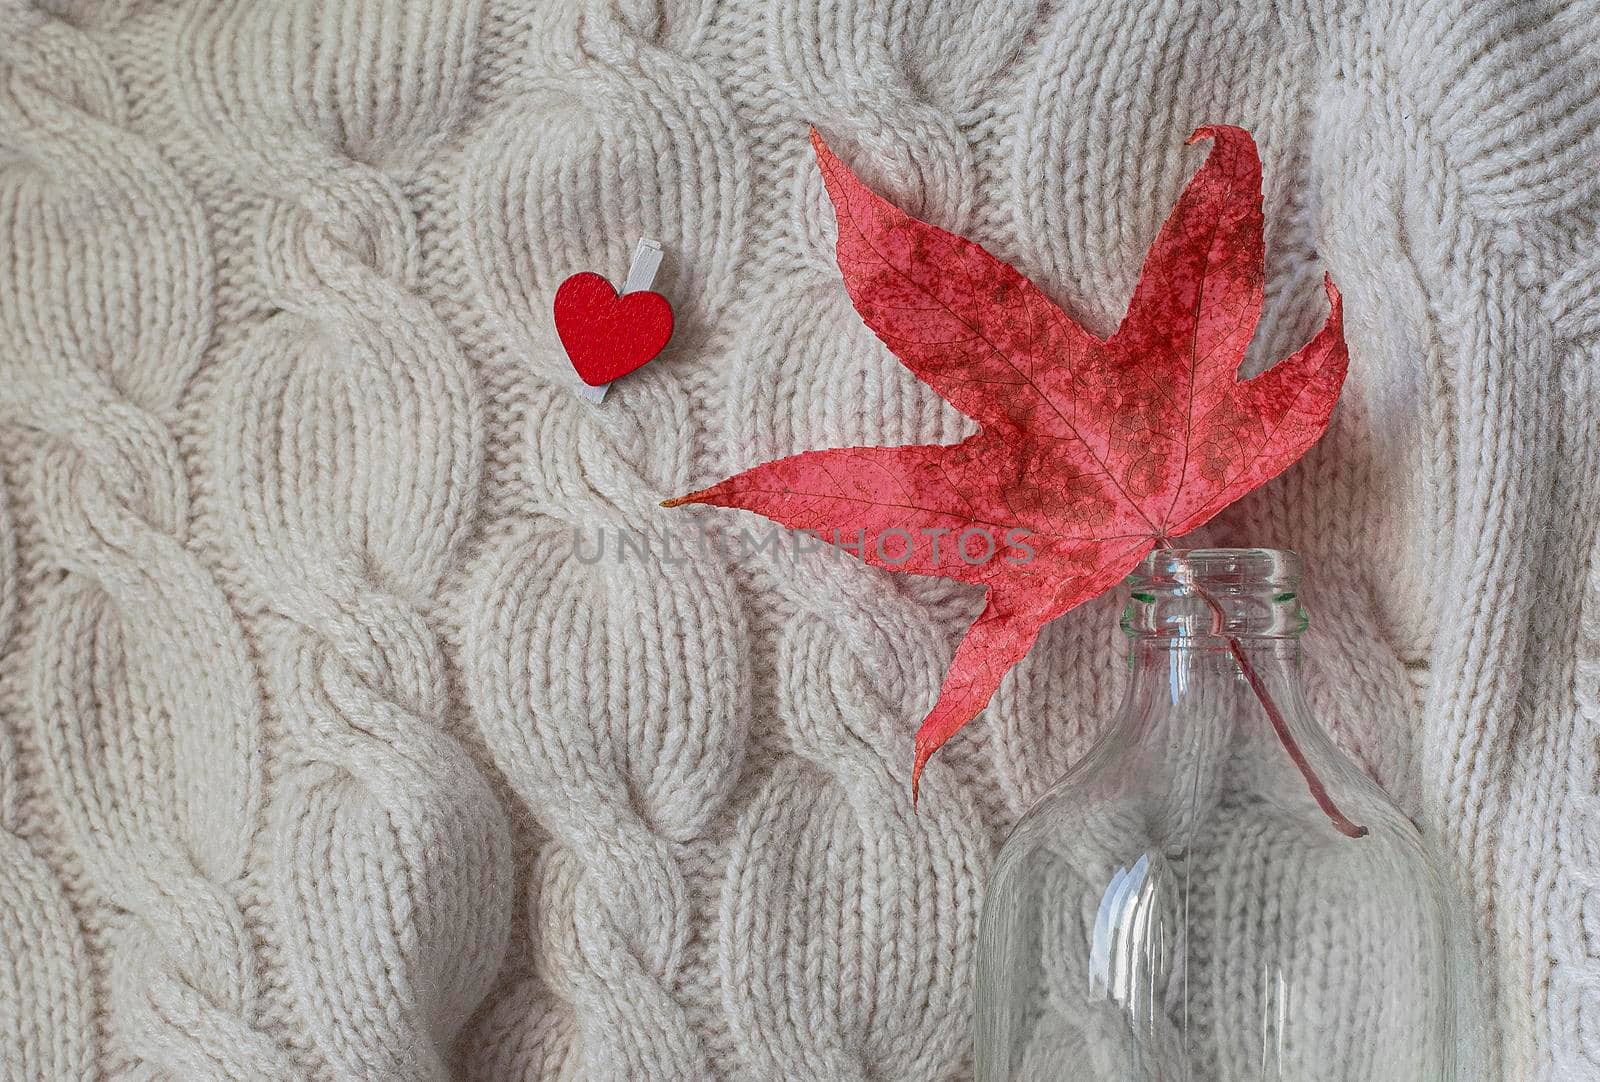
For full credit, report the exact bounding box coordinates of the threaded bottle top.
[1121,547,1308,639]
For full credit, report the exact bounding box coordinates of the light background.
[0,0,1596,1078]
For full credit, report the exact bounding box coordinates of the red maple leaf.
[666,125,1347,798]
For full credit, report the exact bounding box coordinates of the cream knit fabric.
[0,0,1596,1078]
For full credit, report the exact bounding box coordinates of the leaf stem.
[1166,550,1368,839]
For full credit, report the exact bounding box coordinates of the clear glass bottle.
[974,548,1475,1081]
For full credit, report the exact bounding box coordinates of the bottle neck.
[1105,637,1328,839]
[1120,546,1312,749]
[1120,636,1311,744]
[1113,548,1368,839]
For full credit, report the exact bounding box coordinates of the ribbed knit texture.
[0,0,1595,1078]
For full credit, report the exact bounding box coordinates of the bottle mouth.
[1123,548,1306,640]
[1128,547,1301,593]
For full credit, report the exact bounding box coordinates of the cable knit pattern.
[0,0,1597,1078]
[0,4,297,1075]
[455,3,751,1075]
[175,3,514,1077]
[719,562,988,1081]
[0,472,93,1080]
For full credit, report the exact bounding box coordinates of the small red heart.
[553,272,674,386]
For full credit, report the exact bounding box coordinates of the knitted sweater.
[0,0,1595,1078]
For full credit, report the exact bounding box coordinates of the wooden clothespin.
[553,238,673,404]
